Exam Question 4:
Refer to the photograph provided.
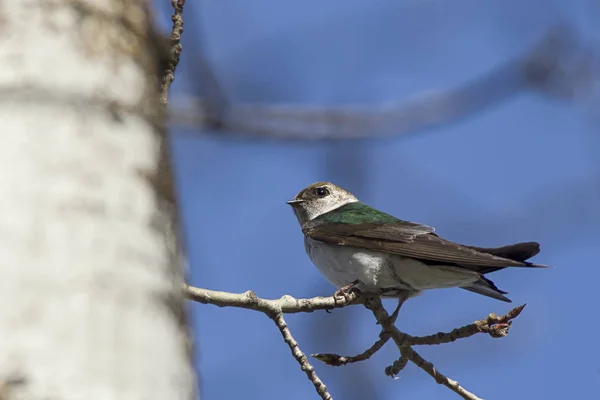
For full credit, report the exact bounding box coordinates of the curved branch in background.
[184,285,526,400]
[180,0,229,128]
[169,25,599,140]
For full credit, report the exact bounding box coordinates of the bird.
[287,181,547,303]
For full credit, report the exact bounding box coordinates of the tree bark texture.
[0,1,195,399]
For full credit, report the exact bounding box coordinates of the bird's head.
[287,182,358,225]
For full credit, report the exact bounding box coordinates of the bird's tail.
[462,241,548,302]
[466,241,548,274]
[467,241,540,261]
[461,276,512,302]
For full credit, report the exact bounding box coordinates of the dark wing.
[302,219,546,270]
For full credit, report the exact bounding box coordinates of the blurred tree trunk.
[0,1,195,399]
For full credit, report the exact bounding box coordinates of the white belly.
[304,237,480,294]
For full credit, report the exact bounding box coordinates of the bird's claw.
[333,291,354,305]
[333,279,360,304]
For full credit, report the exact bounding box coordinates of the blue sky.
[157,1,600,399]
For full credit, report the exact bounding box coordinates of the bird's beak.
[286,199,305,206]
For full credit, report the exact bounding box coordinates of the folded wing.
[302,219,547,271]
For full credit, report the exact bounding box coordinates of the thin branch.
[183,285,348,399]
[363,296,483,400]
[385,356,409,379]
[161,0,185,104]
[270,312,333,400]
[311,331,390,367]
[402,346,483,400]
[362,296,412,346]
[408,304,526,346]
[183,284,360,314]
[311,296,407,366]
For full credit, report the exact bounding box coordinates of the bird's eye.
[314,187,330,197]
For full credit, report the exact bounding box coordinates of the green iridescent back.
[315,202,400,225]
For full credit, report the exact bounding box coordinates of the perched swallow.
[287,182,547,302]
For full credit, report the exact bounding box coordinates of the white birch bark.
[0,1,195,399]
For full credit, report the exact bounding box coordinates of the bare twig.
[183,285,343,399]
[403,346,483,400]
[409,304,526,345]
[385,356,409,379]
[183,284,360,313]
[161,0,185,104]
[363,295,484,400]
[311,331,389,367]
[270,313,333,400]
[311,296,407,366]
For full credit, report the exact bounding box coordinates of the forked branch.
[184,285,526,400]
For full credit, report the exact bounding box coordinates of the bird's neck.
[296,198,359,226]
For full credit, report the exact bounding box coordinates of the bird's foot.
[333,279,360,304]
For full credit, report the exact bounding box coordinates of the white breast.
[304,237,395,291]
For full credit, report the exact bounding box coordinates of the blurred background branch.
[168,25,598,140]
